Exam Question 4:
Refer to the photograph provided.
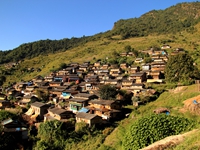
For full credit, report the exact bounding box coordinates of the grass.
[103,84,200,150]
[3,22,200,85]
[167,130,200,150]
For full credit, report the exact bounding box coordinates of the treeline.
[1,2,200,64]
[0,34,103,64]
[110,2,200,39]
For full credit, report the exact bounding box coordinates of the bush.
[122,114,194,150]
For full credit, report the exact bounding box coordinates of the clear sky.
[0,0,198,51]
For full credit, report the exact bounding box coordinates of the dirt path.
[140,129,197,150]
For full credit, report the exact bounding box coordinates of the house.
[127,52,134,57]
[94,62,101,68]
[32,75,44,84]
[161,44,171,49]
[0,100,11,109]
[115,75,124,80]
[78,82,93,93]
[130,83,145,95]
[25,85,38,93]
[44,76,54,82]
[28,101,51,120]
[121,79,134,89]
[94,69,109,75]
[129,66,140,74]
[49,81,62,87]
[120,63,128,70]
[160,55,168,62]
[68,74,80,84]
[88,99,122,120]
[0,93,7,100]
[142,64,151,71]
[70,62,79,67]
[79,65,89,72]
[54,75,67,82]
[14,82,28,91]
[104,79,119,85]
[1,118,28,140]
[18,95,38,107]
[134,58,143,63]
[49,86,68,97]
[76,69,84,77]
[110,68,121,77]
[68,98,91,112]
[153,58,165,63]
[76,112,102,127]
[62,89,79,97]
[100,74,111,81]
[128,72,147,83]
[34,81,49,87]
[73,93,98,100]
[57,69,71,75]
[44,107,74,121]
[101,64,109,69]
[68,93,98,112]
[84,75,99,83]
[151,66,165,73]
[120,52,127,57]
[149,71,162,79]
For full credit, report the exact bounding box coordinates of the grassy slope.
[4,22,200,85]
[103,84,200,150]
[3,20,200,149]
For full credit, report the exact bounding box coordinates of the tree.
[35,89,49,102]
[59,63,67,70]
[124,45,132,53]
[0,110,17,122]
[165,53,200,84]
[0,75,6,86]
[143,57,152,63]
[35,120,67,150]
[99,84,117,100]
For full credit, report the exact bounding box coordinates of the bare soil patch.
[140,129,197,150]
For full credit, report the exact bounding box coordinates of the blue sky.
[0,0,198,50]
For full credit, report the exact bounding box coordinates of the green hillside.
[2,21,200,86]
[1,2,200,149]
[1,2,200,65]
[103,84,200,150]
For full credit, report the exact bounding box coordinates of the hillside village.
[0,44,186,143]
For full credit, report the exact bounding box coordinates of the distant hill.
[1,1,200,64]
[111,2,200,38]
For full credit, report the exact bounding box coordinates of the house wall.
[31,106,41,115]
[91,117,101,126]
[76,118,91,126]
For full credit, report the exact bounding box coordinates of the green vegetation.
[33,120,114,150]
[1,2,200,149]
[122,114,194,150]
[0,110,17,121]
[99,84,117,100]
[111,2,200,39]
[104,84,200,150]
[165,53,200,85]
[1,2,200,66]
[35,120,68,150]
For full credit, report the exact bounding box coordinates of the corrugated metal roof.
[1,118,13,125]
[78,107,89,113]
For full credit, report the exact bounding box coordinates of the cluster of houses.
[0,46,185,140]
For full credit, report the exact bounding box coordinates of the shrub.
[122,114,194,150]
